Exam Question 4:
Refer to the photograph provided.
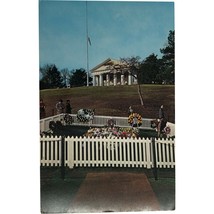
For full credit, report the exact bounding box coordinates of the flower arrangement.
[84,127,139,138]
[64,114,73,125]
[150,119,171,137]
[128,113,142,127]
[150,119,158,129]
[77,108,95,123]
[164,126,171,135]
[107,118,116,127]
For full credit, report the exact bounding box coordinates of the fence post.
[61,136,65,180]
[146,138,151,169]
[67,137,74,169]
[152,137,158,180]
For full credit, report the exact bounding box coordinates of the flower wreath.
[77,109,94,123]
[107,118,116,127]
[163,126,171,135]
[64,114,73,125]
[128,113,142,127]
[150,119,158,129]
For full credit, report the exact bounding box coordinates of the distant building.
[90,58,137,86]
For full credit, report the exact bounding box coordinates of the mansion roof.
[90,58,127,74]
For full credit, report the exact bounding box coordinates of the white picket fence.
[40,136,175,169]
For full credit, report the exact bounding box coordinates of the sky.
[39,0,174,71]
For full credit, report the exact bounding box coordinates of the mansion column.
[128,73,132,85]
[106,74,110,86]
[93,75,96,86]
[95,76,99,86]
[121,74,124,85]
[99,74,103,86]
[113,73,117,86]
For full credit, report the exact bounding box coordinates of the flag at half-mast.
[88,37,91,46]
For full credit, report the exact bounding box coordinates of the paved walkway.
[68,172,160,213]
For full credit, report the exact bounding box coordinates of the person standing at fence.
[65,99,72,114]
[158,105,167,133]
[40,99,46,119]
[128,106,133,116]
[56,99,65,115]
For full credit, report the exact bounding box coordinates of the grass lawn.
[40,84,175,123]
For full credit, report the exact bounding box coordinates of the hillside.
[40,85,175,123]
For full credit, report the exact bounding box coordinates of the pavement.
[41,167,175,213]
[67,172,160,213]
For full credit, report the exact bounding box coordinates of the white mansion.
[90,58,137,86]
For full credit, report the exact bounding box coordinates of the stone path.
[68,172,160,213]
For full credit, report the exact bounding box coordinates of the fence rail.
[40,114,175,137]
[40,114,175,136]
[39,114,154,132]
[40,136,175,169]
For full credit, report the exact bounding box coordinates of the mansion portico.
[91,58,137,86]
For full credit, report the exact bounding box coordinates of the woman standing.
[65,99,72,114]
[40,99,46,119]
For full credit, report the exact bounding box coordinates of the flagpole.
[86,1,89,87]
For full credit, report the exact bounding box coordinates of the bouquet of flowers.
[84,127,139,138]
[64,114,73,125]
[107,118,116,127]
[77,108,95,123]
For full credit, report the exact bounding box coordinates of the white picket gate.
[40,136,175,169]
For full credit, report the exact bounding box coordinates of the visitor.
[55,99,65,114]
[158,105,167,133]
[128,106,133,115]
[65,99,72,114]
[40,99,46,119]
[132,115,138,127]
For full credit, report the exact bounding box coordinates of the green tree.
[160,30,175,84]
[40,64,63,89]
[140,53,161,84]
[69,69,92,87]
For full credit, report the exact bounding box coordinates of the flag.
[88,37,91,46]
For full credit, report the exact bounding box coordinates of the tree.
[40,64,63,89]
[69,68,92,87]
[160,30,175,84]
[140,53,161,84]
[60,68,69,87]
[107,56,144,105]
[120,56,144,106]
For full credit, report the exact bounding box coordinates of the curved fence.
[40,114,175,137]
